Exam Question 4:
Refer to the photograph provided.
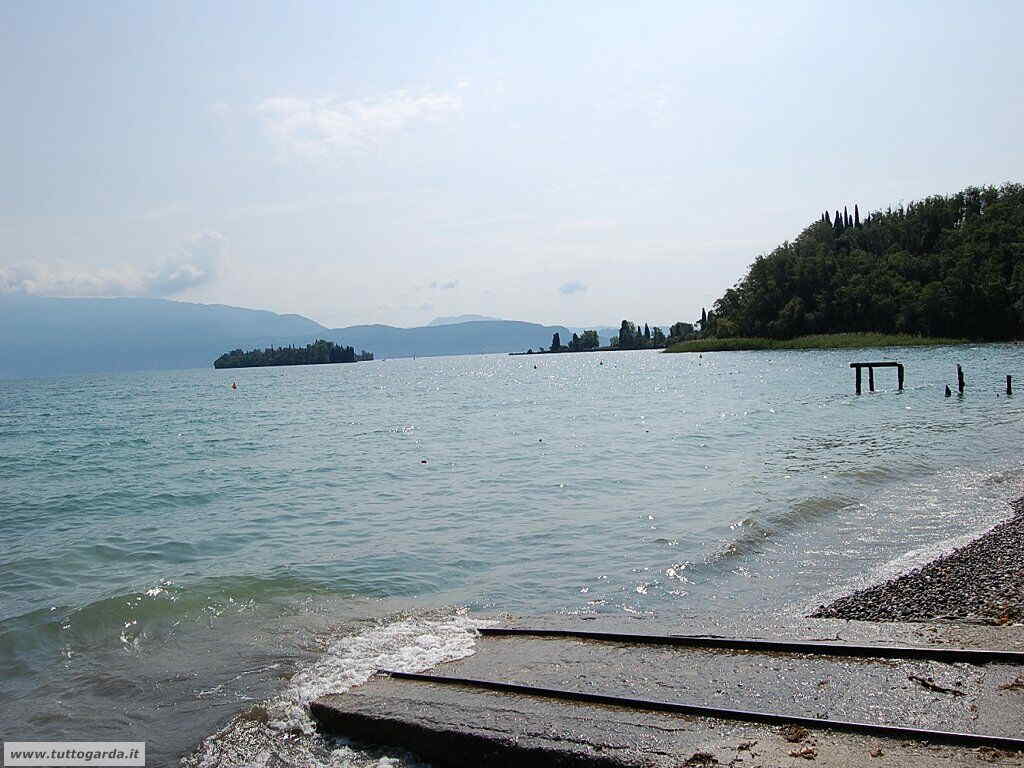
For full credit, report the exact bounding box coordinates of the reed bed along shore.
[666,332,969,353]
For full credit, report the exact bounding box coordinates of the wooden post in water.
[945,385,952,397]
[1007,375,1013,396]
[850,361,901,394]
[957,364,965,394]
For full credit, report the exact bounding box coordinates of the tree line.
[546,330,601,352]
[609,321,665,349]
[696,183,1024,340]
[214,339,374,368]
[610,320,701,348]
[539,321,700,353]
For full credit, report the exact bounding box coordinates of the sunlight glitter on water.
[2,345,1024,765]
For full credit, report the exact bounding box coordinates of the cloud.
[559,280,587,295]
[209,101,231,119]
[0,231,224,298]
[257,88,462,159]
[137,201,187,222]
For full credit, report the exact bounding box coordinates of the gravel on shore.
[812,503,1024,624]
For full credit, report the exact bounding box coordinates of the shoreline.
[812,498,1024,624]
[665,332,971,353]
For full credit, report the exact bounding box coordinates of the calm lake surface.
[2,346,1023,766]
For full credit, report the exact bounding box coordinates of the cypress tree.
[644,323,651,340]
[854,204,860,227]
[619,320,633,348]
[825,211,831,225]
[834,210,843,233]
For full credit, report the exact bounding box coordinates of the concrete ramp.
[312,617,1024,767]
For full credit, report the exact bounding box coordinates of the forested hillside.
[704,184,1024,340]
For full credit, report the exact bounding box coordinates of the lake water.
[2,346,1023,766]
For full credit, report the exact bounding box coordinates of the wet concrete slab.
[312,615,1024,767]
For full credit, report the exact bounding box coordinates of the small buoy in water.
[231,382,237,390]
[599,361,603,365]
[420,459,427,464]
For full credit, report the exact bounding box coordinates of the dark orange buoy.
[231,382,237,390]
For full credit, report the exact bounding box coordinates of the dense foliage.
[549,330,601,351]
[702,184,1024,340]
[568,330,600,351]
[610,321,672,349]
[530,330,601,353]
[214,339,373,368]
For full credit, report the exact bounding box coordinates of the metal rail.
[382,669,1024,752]
[479,626,1024,665]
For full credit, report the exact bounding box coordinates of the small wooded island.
[214,339,373,368]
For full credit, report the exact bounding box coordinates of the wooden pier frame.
[850,361,904,394]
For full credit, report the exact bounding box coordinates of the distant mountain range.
[0,295,571,379]
[427,314,502,326]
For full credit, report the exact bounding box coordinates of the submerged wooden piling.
[957,364,965,394]
[945,385,952,398]
[1008,375,1013,396]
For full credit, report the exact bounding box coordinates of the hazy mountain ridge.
[427,314,501,326]
[0,295,570,378]
[330,320,570,360]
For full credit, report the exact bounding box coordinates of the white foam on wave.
[266,609,494,734]
[186,609,494,768]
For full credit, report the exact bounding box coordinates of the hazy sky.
[2,1,1022,329]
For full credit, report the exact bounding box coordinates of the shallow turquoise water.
[2,347,1023,765]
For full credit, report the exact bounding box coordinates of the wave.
[0,574,348,669]
[183,609,491,768]
[701,494,855,567]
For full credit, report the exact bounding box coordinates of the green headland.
[666,183,1024,353]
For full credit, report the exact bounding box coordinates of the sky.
[2,1,1022,329]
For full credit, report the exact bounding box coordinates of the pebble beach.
[813,499,1024,624]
